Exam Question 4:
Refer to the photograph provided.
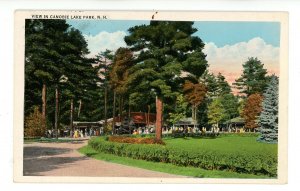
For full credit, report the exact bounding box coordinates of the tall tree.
[220,93,239,121]
[125,21,208,140]
[168,94,188,128]
[234,57,268,96]
[216,72,231,96]
[242,93,263,131]
[25,19,70,129]
[25,19,98,136]
[183,81,207,128]
[110,47,134,133]
[258,75,279,143]
[200,71,220,99]
[58,28,97,132]
[207,98,226,130]
[96,49,114,130]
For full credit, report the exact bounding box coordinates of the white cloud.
[203,37,280,85]
[84,31,127,57]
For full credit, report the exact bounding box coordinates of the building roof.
[175,117,198,125]
[225,117,245,124]
[113,112,156,125]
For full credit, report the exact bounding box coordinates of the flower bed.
[108,136,165,145]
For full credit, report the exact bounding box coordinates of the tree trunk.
[148,105,150,128]
[119,96,121,122]
[155,97,163,141]
[42,84,47,129]
[104,86,107,129]
[70,99,74,133]
[112,91,116,134]
[194,105,197,129]
[121,96,124,126]
[78,99,82,118]
[55,87,59,140]
[192,106,195,122]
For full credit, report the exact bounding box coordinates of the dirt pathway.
[23,140,183,177]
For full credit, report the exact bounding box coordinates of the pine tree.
[234,57,268,96]
[125,21,208,140]
[216,72,231,96]
[258,75,279,143]
[220,93,239,121]
[95,49,114,129]
[25,19,98,133]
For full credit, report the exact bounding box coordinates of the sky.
[67,20,280,87]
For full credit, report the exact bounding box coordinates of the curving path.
[23,140,184,177]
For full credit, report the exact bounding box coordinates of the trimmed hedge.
[89,137,277,177]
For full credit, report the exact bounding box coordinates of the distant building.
[113,112,156,128]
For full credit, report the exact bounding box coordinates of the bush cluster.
[24,106,46,138]
[108,136,165,145]
[89,137,277,177]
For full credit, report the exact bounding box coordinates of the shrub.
[24,106,46,138]
[89,137,277,177]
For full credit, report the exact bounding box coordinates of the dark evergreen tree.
[25,19,98,132]
[220,93,239,121]
[234,57,268,96]
[258,75,279,143]
[125,21,208,140]
[95,49,114,129]
[216,72,231,96]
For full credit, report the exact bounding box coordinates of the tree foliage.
[125,21,208,100]
[25,19,98,129]
[183,81,207,107]
[242,93,263,130]
[234,57,268,96]
[168,94,188,126]
[258,75,279,143]
[207,98,226,127]
[220,93,239,121]
[124,21,208,139]
[110,48,134,95]
[24,106,46,137]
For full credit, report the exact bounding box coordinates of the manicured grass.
[163,135,277,157]
[79,144,270,178]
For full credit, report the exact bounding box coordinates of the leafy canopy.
[125,21,208,102]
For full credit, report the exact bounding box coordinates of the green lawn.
[163,135,277,157]
[79,134,277,178]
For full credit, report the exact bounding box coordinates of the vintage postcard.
[14,10,288,184]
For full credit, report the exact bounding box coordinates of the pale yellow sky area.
[203,37,280,94]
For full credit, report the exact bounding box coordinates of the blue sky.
[66,20,280,87]
[67,20,280,47]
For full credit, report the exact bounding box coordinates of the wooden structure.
[113,112,156,134]
[225,117,245,132]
